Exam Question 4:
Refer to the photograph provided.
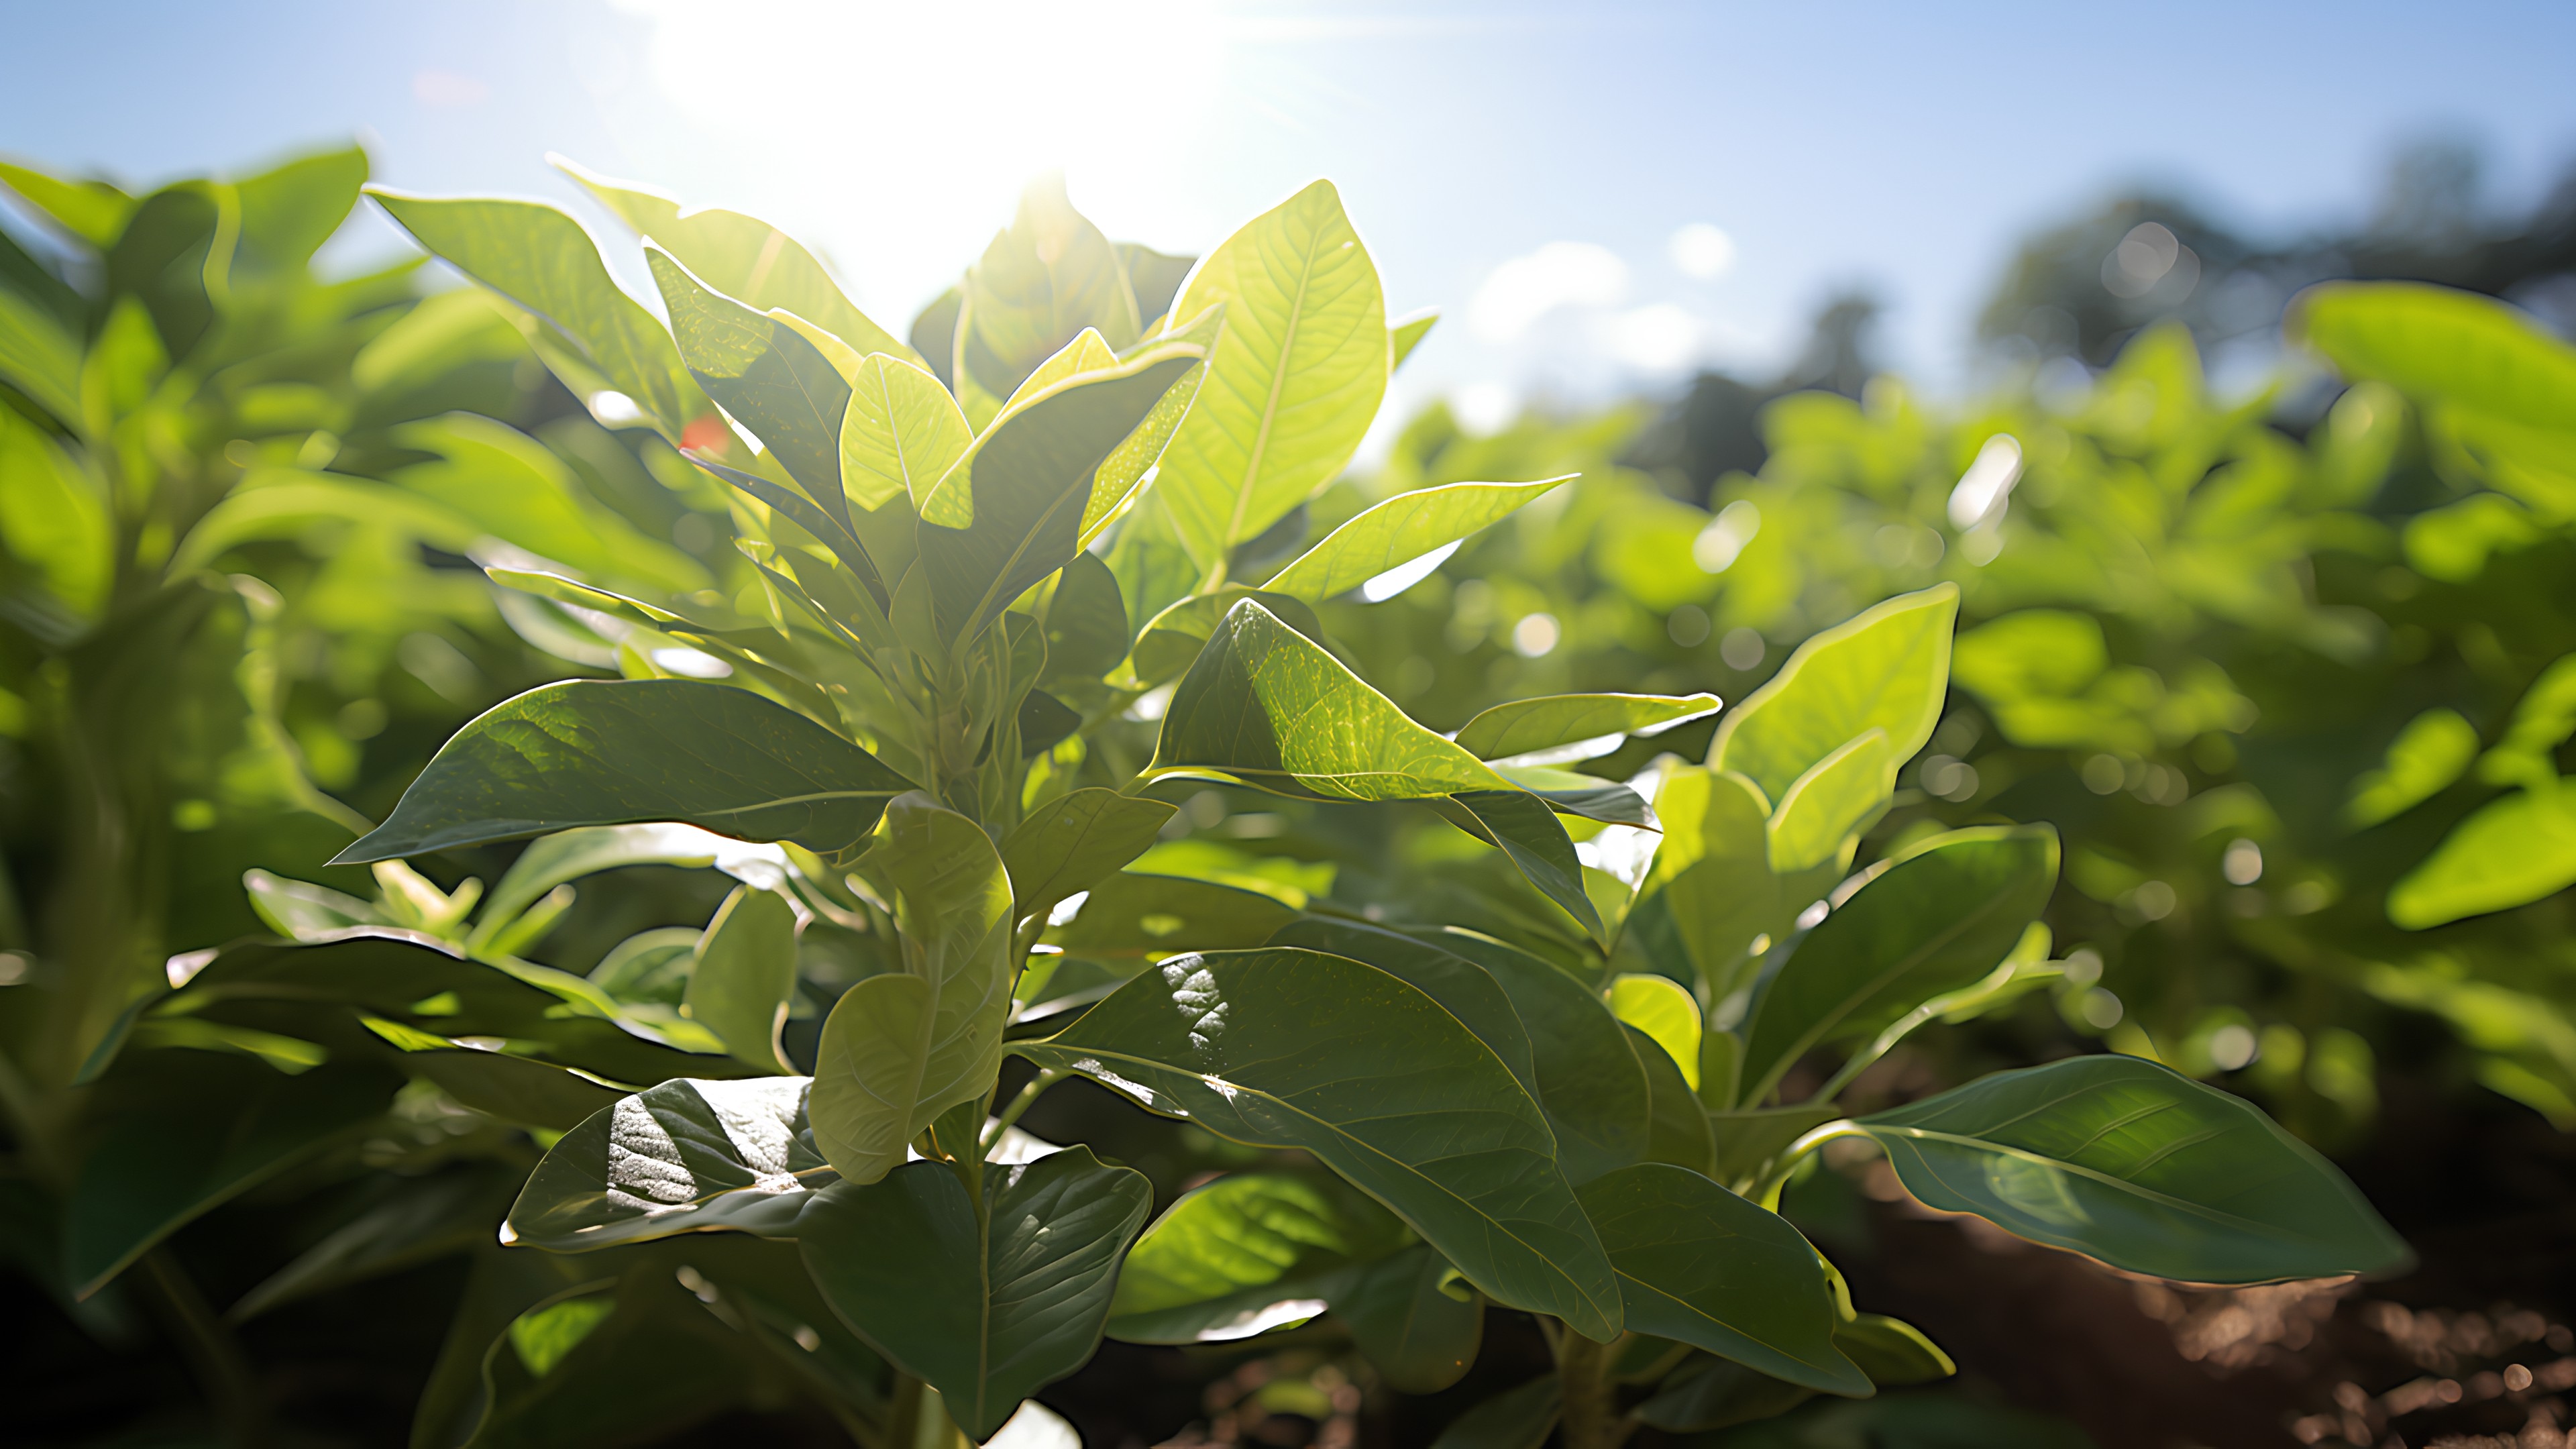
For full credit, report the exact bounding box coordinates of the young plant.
[217,166,2404,1446]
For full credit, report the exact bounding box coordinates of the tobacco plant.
[160,165,2412,1447]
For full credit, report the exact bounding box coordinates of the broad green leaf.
[1104,488,1199,639]
[231,1165,515,1322]
[840,350,971,513]
[1016,947,1625,1340]
[1454,692,1723,765]
[683,885,799,1073]
[1340,1245,1484,1393]
[1576,1163,1868,1394]
[502,1077,828,1251]
[1709,584,1958,804]
[916,349,1203,644]
[955,176,1140,426]
[1836,1313,1953,1386]
[1391,309,1438,371]
[810,795,1014,1185]
[1764,729,1894,875]
[468,822,790,952]
[1708,1104,1844,1191]
[1428,928,1652,1186]
[1611,974,1703,1093]
[358,1016,628,1130]
[1156,180,1389,574]
[557,156,910,360]
[1106,1171,1405,1344]
[1121,241,1196,327]
[389,413,708,594]
[798,1146,1152,1440]
[335,680,916,862]
[68,1060,393,1297]
[0,158,135,245]
[1431,1375,1560,1449]
[1626,1024,1717,1176]
[0,281,83,423]
[2295,280,2576,437]
[1124,586,1327,690]
[244,868,384,940]
[0,409,111,619]
[1495,766,1655,828]
[1040,549,1130,684]
[649,246,850,507]
[2476,652,2576,790]
[1648,765,1787,991]
[1854,1055,2412,1283]
[366,188,704,435]
[1149,599,1514,800]
[509,1293,616,1376]
[1739,826,2058,1104]
[1042,871,1300,963]
[2387,786,2576,928]
[1631,1354,1816,1434]
[1000,788,1178,923]
[1262,479,1568,603]
[1269,916,1542,1100]
[1433,788,1608,944]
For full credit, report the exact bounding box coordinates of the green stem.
[1551,1325,1631,1449]
[1750,1120,1865,1211]
[142,1247,266,1446]
[981,1069,1063,1153]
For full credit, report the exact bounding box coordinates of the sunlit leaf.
[1454,692,1722,765]
[1709,584,1957,804]
[683,885,800,1073]
[502,1076,826,1252]
[1106,1171,1405,1344]
[1263,479,1567,603]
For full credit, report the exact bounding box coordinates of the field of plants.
[5,138,2576,1449]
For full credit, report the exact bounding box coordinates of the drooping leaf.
[231,1165,517,1322]
[1425,928,1652,1186]
[502,1077,827,1252]
[366,188,704,435]
[999,789,1178,924]
[467,822,790,953]
[1106,1171,1407,1344]
[358,1016,628,1130]
[1262,479,1568,602]
[1739,826,2059,1105]
[798,1147,1152,1440]
[1155,180,1389,574]
[1454,692,1723,765]
[557,156,910,360]
[1491,766,1656,827]
[1340,1245,1485,1393]
[809,795,1014,1185]
[1709,584,1958,804]
[682,885,800,1074]
[334,680,916,862]
[1576,1163,1868,1393]
[840,350,971,513]
[1016,948,1625,1340]
[1836,1313,1954,1386]
[649,246,851,507]
[1764,729,1894,875]
[1432,788,1608,943]
[1856,1055,2412,1283]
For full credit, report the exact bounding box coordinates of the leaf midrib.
[1222,223,1324,551]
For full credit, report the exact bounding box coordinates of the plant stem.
[982,1069,1063,1153]
[141,1247,266,1446]
[1552,1326,1631,1449]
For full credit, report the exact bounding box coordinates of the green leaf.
[1263,479,1568,603]
[1340,1245,1483,1393]
[1043,871,1301,963]
[798,1146,1152,1439]
[68,1061,392,1297]
[1631,1354,1815,1434]
[0,408,111,619]
[1836,1313,1953,1386]
[2294,280,2576,437]
[0,157,135,246]
[1709,584,1958,804]
[1610,973,1703,1093]
[1740,825,2059,1104]
[1040,548,1130,684]
[1000,788,1177,923]
[1124,586,1330,690]
[916,349,1203,644]
[1709,1105,1844,1192]
[648,246,851,508]
[1106,1170,1405,1344]
[468,822,787,953]
[1765,729,1894,875]
[359,1016,628,1130]
[231,1165,515,1322]
[390,413,708,594]
[1454,692,1724,765]
[2387,786,2576,928]
[1269,916,1543,1102]
[683,885,799,1074]
[1390,309,1438,371]
[1576,1163,1868,1393]
[1427,928,1652,1187]
[1646,765,1788,991]
[1155,180,1390,574]
[557,156,910,360]
[840,350,971,514]
[1430,1375,1560,1449]
[230,143,367,279]
[1855,1055,2412,1283]
[810,795,1014,1185]
[1433,789,1608,944]
[502,1077,828,1252]
[1016,948,1625,1340]
[1626,1024,1717,1176]
[1150,599,1514,800]
[334,680,916,863]
[1122,241,1196,327]
[0,280,84,423]
[953,177,1140,427]
[366,188,703,435]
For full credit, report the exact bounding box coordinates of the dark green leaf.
[1626,1024,1717,1176]
[1267,917,1542,1099]
[1126,587,1331,690]
[649,246,851,511]
[1631,1354,1815,1434]
[798,1146,1153,1440]
[1424,928,1652,1187]
[1016,947,1624,1340]
[1341,1244,1484,1393]
[1043,871,1300,961]
[682,885,799,1073]
[1016,688,1081,756]
[1430,1375,1559,1449]
[360,1017,627,1131]
[1855,1055,2413,1283]
[1120,241,1196,327]
[1836,1313,1954,1387]
[1001,789,1180,923]
[334,680,916,862]
[1040,549,1130,684]
[1432,789,1607,944]
[231,1166,517,1322]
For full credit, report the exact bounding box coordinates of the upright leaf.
[0,282,83,423]
[1854,1055,2412,1283]
[840,350,972,513]
[1764,730,1894,875]
[1647,766,1786,992]
[798,1147,1152,1440]
[955,176,1140,425]
[1709,584,1958,804]
[334,680,917,862]
[1262,479,1568,602]
[683,885,800,1073]
[1611,974,1704,1092]
[1155,180,1389,574]
[1016,948,1625,1340]
[1000,788,1178,923]
[649,246,851,506]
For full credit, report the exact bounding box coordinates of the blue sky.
[7,1,2573,430]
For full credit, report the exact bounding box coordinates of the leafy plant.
[183,163,2409,1446]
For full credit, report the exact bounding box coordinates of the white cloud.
[1466,241,1628,343]
[1596,303,1701,373]
[1450,381,1519,433]
[1669,222,1736,280]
